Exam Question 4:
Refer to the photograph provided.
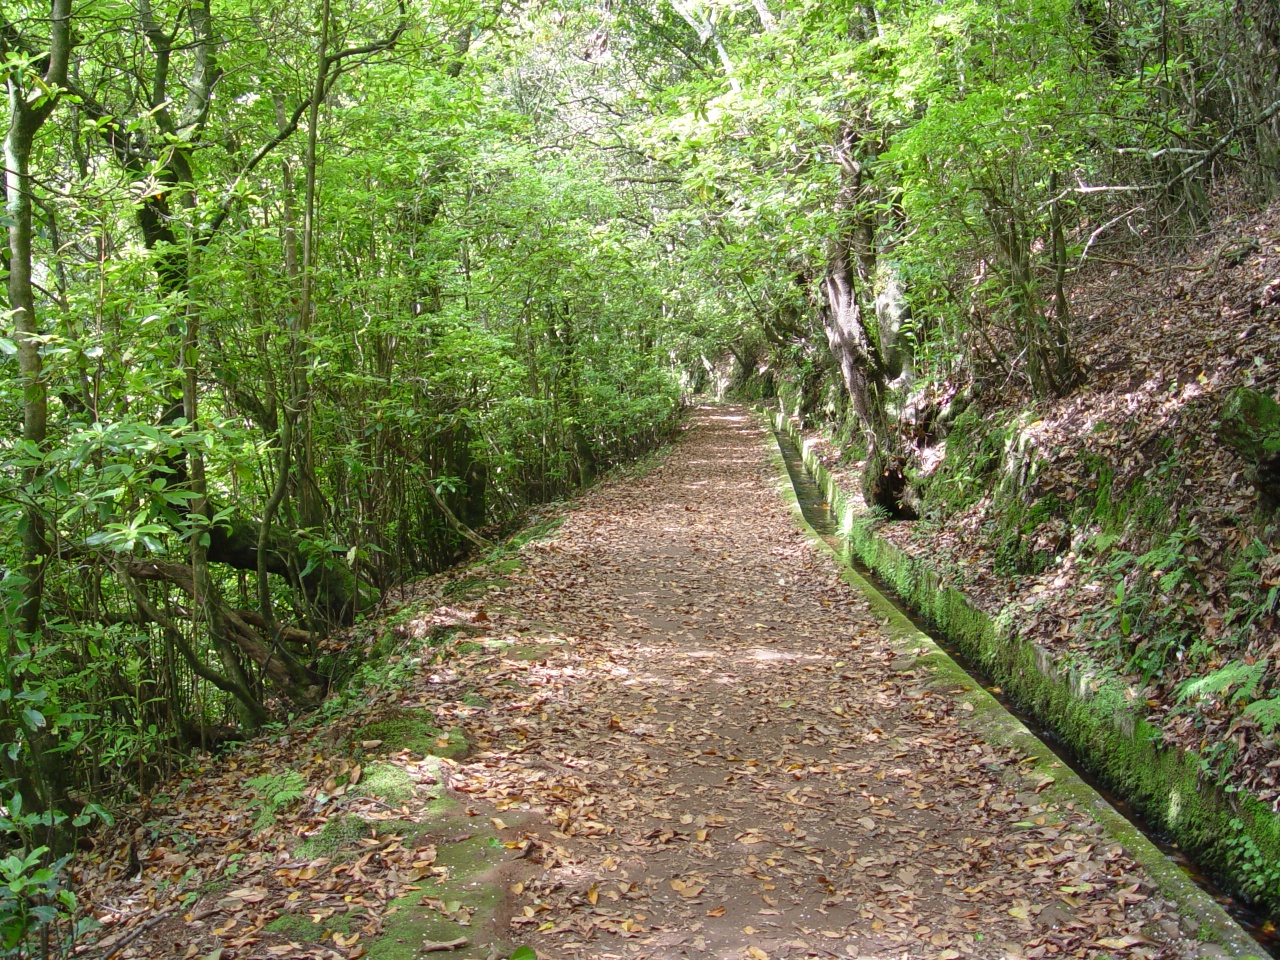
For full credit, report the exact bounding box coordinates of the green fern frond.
[244,771,308,831]
[1177,660,1266,705]
[1243,698,1280,735]
[245,771,307,811]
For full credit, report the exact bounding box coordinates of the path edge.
[756,409,1263,959]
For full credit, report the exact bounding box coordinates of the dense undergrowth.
[0,0,696,842]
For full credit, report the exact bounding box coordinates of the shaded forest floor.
[77,408,1220,960]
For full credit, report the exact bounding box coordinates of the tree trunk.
[6,116,47,636]
[208,512,357,622]
[820,248,887,453]
[3,0,76,848]
[127,559,327,708]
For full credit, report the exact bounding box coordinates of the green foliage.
[0,782,107,957]
[1225,818,1280,902]
[0,847,75,956]
[1179,661,1267,706]
[920,408,1009,518]
[0,0,705,853]
[1242,698,1280,736]
[0,0,1276,918]
[245,771,308,830]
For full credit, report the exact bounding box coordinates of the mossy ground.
[353,709,468,759]
[443,576,518,601]
[507,641,561,662]
[363,799,516,960]
[503,514,566,553]
[287,763,510,958]
[278,477,647,960]
[265,910,356,942]
[280,739,511,958]
[350,753,463,810]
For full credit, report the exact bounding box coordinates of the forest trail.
[81,407,1213,960]
[445,406,1204,960]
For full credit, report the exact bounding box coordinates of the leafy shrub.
[0,785,108,958]
[1178,660,1267,707]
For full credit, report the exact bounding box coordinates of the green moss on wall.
[772,411,1280,920]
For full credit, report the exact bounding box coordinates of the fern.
[1089,531,1120,554]
[1177,660,1266,705]
[1244,698,1280,735]
[245,771,307,829]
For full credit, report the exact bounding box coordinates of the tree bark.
[1,0,75,847]
[114,564,271,727]
[208,512,356,622]
[126,560,327,708]
[4,0,73,633]
[820,250,885,447]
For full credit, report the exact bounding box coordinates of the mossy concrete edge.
[773,408,1280,923]
[759,410,1263,958]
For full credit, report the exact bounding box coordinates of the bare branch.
[1171,97,1280,184]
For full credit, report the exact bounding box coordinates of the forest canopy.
[1,0,1278,947]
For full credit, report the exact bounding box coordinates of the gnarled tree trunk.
[820,129,917,518]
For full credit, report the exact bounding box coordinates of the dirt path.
[443,407,1204,960]
[76,406,1216,960]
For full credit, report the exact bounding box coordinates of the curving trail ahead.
[447,406,1204,960]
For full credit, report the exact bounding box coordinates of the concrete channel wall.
[767,409,1280,956]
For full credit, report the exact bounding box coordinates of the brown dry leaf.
[1096,936,1152,949]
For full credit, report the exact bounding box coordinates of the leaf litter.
[75,407,1219,960]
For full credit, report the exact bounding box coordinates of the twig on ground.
[420,937,469,952]
[1084,255,1214,275]
[97,907,178,960]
